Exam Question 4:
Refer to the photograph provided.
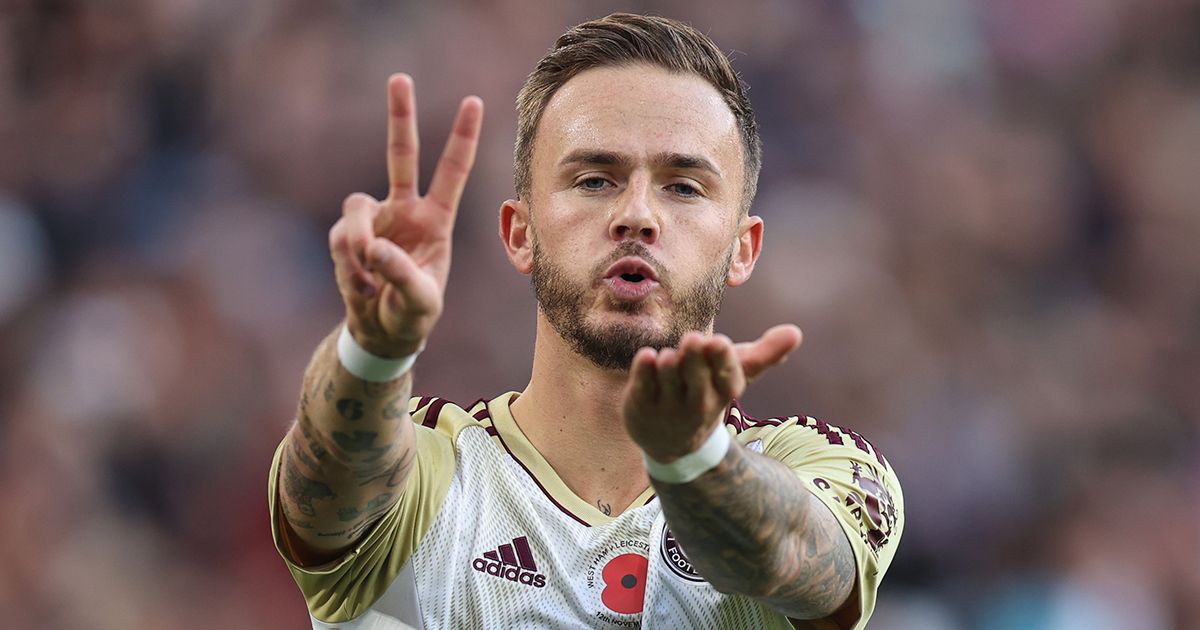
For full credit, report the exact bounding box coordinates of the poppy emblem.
[600,553,648,614]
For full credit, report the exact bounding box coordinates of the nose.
[608,178,659,244]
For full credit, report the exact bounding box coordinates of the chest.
[409,428,790,629]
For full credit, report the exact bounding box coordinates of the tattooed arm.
[278,329,417,564]
[651,444,855,620]
[623,327,856,622]
[276,75,482,565]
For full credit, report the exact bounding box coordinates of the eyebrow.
[559,150,722,179]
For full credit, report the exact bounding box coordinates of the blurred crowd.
[0,0,1196,628]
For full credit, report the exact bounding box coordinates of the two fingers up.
[329,75,483,356]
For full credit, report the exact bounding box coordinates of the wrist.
[336,324,420,382]
[642,423,732,484]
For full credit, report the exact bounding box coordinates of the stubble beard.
[531,240,732,371]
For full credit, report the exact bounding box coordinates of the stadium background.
[1,1,1197,628]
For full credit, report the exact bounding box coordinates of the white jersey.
[268,393,904,629]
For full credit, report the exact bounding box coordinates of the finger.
[386,74,419,199]
[656,348,682,399]
[678,333,712,407]
[426,96,484,213]
[627,347,659,404]
[706,334,746,400]
[735,324,803,382]
[331,193,382,302]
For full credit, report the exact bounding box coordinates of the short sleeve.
[739,416,904,629]
[267,398,457,624]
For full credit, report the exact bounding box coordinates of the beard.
[531,239,731,371]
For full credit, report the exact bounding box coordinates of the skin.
[277,75,482,564]
[279,64,857,623]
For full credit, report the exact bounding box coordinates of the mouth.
[603,257,659,283]
[601,257,660,301]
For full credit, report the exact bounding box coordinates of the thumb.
[736,324,803,382]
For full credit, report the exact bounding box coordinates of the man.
[270,13,902,629]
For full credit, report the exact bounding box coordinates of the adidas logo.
[472,536,547,588]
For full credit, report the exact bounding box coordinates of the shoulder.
[407,395,491,439]
[724,400,893,472]
[726,401,905,592]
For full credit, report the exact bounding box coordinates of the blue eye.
[578,177,610,191]
[668,183,700,197]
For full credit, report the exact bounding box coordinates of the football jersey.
[268,392,904,629]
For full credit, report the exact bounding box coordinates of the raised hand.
[328,74,484,357]
[622,325,802,462]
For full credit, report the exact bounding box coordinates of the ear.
[499,198,534,275]
[726,215,763,287]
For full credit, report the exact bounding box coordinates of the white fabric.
[348,426,792,629]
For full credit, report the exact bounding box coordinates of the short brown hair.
[515,13,762,211]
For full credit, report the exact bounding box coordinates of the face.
[505,64,761,370]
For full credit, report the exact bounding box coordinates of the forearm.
[651,442,855,619]
[278,325,416,556]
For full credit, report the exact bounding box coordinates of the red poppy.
[600,553,649,614]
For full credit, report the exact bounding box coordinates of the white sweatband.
[336,324,418,382]
[643,423,732,484]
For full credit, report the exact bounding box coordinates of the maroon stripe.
[513,536,536,570]
[466,398,488,419]
[491,426,592,528]
[498,543,518,566]
[485,425,498,437]
[483,550,499,561]
[725,401,746,432]
[416,396,432,412]
[421,398,452,428]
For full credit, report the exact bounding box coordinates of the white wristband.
[643,423,732,484]
[336,324,418,382]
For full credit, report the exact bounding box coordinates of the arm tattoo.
[336,398,365,421]
[277,326,416,555]
[652,445,856,620]
[283,443,336,517]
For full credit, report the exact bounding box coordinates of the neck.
[510,313,649,516]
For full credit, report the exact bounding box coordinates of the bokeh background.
[1,0,1198,628]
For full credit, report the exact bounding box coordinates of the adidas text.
[472,558,547,588]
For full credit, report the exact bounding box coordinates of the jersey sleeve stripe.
[421,398,454,428]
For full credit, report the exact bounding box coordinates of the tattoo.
[652,446,855,619]
[336,398,365,421]
[323,379,335,402]
[291,435,324,474]
[597,500,612,516]
[281,500,315,530]
[338,493,394,522]
[332,430,387,456]
[283,445,336,517]
[382,395,406,420]
[354,446,415,488]
[347,508,388,537]
[388,448,415,487]
[297,413,329,461]
[317,505,391,541]
[362,374,407,399]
